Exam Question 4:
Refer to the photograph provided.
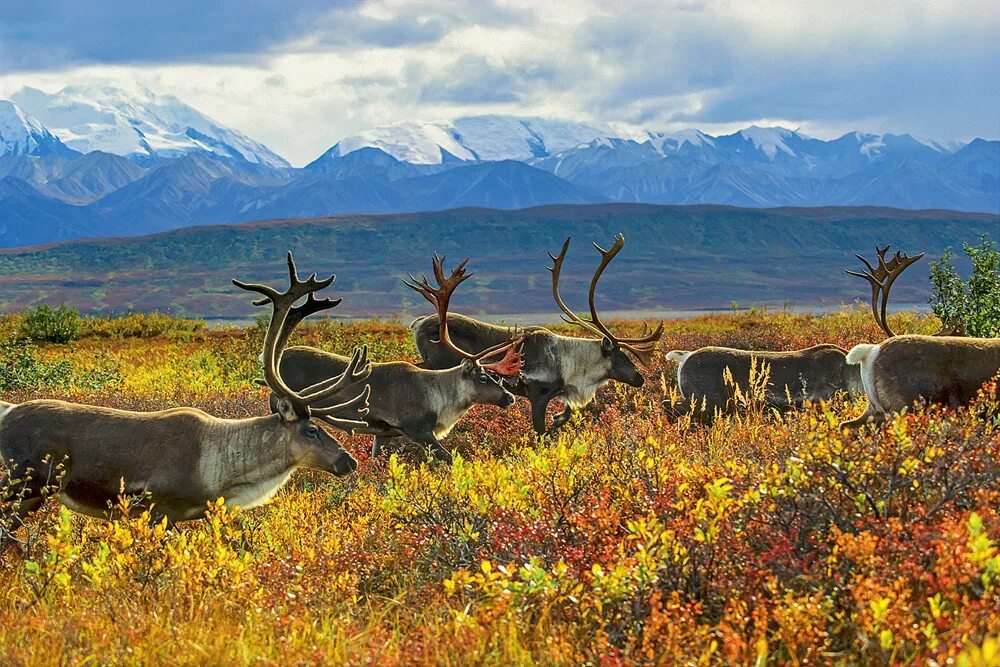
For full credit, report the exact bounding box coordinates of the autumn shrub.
[0,311,997,666]
[80,311,206,339]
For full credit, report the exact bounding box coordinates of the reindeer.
[0,253,371,533]
[662,345,864,423]
[839,245,999,430]
[273,255,523,464]
[413,235,662,434]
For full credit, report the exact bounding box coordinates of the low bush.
[0,313,996,665]
[930,234,1000,337]
[80,311,206,340]
[19,304,82,344]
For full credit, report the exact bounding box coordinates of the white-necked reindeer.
[413,235,662,433]
[0,253,371,533]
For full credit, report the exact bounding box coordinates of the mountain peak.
[10,85,290,168]
[735,126,804,159]
[0,100,78,158]
[327,115,608,165]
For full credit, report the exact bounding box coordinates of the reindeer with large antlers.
[272,255,523,464]
[840,245,998,431]
[413,234,662,434]
[0,253,371,534]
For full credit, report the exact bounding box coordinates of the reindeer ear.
[275,397,300,422]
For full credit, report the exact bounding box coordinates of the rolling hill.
[0,204,994,319]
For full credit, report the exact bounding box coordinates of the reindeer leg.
[414,432,453,464]
[548,404,574,432]
[0,473,47,548]
[839,408,885,432]
[526,382,561,435]
[372,435,405,458]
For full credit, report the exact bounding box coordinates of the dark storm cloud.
[0,0,530,71]
[0,1,337,70]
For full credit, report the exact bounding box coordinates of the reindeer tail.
[846,344,880,366]
[665,350,691,364]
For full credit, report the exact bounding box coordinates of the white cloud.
[0,0,995,165]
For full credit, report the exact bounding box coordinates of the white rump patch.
[846,344,879,366]
[666,351,691,397]
[846,344,883,413]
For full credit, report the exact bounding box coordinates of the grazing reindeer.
[0,253,371,531]
[840,245,999,430]
[663,345,864,423]
[274,255,523,464]
[414,235,662,434]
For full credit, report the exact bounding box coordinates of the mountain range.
[0,85,997,249]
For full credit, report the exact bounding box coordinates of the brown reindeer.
[663,345,864,423]
[413,235,662,434]
[273,254,523,464]
[0,253,371,533]
[840,245,998,430]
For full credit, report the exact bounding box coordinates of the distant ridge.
[0,204,994,318]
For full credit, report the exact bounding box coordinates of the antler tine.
[584,234,626,340]
[547,237,606,338]
[313,385,372,434]
[298,345,372,404]
[233,252,345,412]
[474,325,523,362]
[403,255,478,362]
[847,245,925,338]
[620,342,657,368]
[618,320,664,346]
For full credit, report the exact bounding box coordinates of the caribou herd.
[1,236,998,534]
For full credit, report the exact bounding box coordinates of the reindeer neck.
[199,415,300,494]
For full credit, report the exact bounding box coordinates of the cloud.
[0,0,995,166]
[0,1,337,70]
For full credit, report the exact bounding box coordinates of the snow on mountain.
[646,129,715,154]
[10,85,290,168]
[324,115,607,165]
[734,126,801,159]
[0,100,78,158]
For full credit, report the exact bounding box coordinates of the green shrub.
[929,235,1000,337]
[19,304,82,344]
[0,339,122,391]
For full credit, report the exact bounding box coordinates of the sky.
[0,0,997,166]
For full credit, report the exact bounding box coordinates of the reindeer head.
[548,235,663,387]
[234,252,372,476]
[404,255,523,410]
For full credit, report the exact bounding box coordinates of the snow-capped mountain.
[0,100,78,158]
[0,92,995,250]
[312,115,608,166]
[10,86,289,168]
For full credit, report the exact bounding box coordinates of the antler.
[548,235,663,367]
[846,245,924,337]
[404,255,523,375]
[547,238,609,338]
[233,252,371,426]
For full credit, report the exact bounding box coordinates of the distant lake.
[205,302,931,328]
